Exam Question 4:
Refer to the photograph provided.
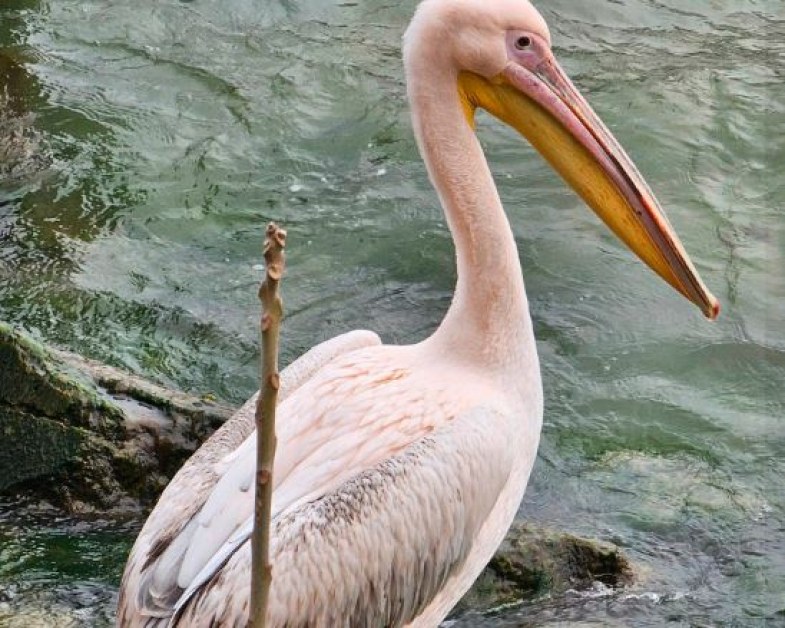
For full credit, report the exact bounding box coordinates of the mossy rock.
[0,322,125,438]
[0,323,233,511]
[0,406,85,488]
[460,522,634,612]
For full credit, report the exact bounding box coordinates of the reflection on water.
[1,0,783,624]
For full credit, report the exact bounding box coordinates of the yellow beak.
[458,60,719,320]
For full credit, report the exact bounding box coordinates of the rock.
[0,80,50,185]
[459,522,634,612]
[0,323,126,437]
[0,322,233,512]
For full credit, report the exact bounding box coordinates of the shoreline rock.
[0,322,232,513]
[457,522,633,614]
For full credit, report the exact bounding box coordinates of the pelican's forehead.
[486,0,551,43]
[412,0,551,44]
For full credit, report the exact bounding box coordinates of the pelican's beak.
[458,47,719,320]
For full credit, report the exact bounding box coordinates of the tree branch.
[249,222,286,628]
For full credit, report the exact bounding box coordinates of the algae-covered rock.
[0,406,87,490]
[460,522,634,612]
[0,322,233,511]
[0,323,127,435]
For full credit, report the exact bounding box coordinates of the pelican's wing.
[117,329,381,625]
[172,405,515,627]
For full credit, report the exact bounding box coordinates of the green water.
[1,0,783,625]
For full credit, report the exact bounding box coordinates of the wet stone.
[458,522,634,614]
[0,322,233,513]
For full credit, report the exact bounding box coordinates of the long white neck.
[406,58,534,370]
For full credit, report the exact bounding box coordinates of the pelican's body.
[118,0,717,625]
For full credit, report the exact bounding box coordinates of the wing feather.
[117,330,381,625]
[172,405,514,627]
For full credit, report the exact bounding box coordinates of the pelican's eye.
[514,35,531,50]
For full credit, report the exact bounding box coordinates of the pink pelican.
[118,0,719,625]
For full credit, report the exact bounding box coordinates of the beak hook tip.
[705,296,721,321]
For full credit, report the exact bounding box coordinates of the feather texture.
[118,330,382,624]
[173,406,517,627]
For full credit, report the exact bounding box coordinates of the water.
[1,0,783,624]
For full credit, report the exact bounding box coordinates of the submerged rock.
[0,322,232,513]
[460,522,634,613]
[0,81,50,185]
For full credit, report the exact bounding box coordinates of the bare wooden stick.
[249,222,286,628]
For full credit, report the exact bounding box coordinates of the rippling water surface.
[1,0,783,625]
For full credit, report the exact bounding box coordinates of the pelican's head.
[404,0,719,319]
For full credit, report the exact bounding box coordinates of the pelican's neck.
[407,64,533,367]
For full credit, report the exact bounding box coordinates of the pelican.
[118,0,718,625]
